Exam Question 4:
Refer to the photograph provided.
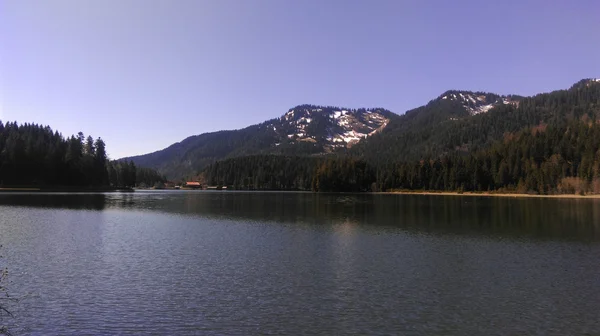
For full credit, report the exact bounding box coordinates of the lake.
[1,191,599,335]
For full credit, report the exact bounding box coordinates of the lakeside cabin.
[185,181,202,189]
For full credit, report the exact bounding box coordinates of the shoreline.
[386,191,600,199]
[0,187,134,193]
[1,188,598,198]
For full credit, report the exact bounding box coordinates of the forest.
[201,155,374,192]
[352,79,600,166]
[202,119,600,195]
[0,121,165,188]
[3,80,600,194]
[199,79,600,194]
[375,120,600,194]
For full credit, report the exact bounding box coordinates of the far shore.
[0,186,134,192]
[386,191,600,199]
[2,187,599,198]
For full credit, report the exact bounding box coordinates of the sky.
[1,0,599,159]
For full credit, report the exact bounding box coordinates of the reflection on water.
[2,191,600,241]
[1,191,600,335]
[0,193,107,210]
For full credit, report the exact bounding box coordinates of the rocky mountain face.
[438,90,517,115]
[267,105,392,151]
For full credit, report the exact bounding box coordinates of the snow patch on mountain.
[273,106,390,149]
[441,91,516,115]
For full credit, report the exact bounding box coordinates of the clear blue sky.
[1,0,599,159]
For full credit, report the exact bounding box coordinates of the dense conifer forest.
[201,119,600,194]
[0,121,164,188]
[201,80,600,194]
[201,155,373,192]
[375,120,600,194]
[352,79,600,165]
[3,79,600,194]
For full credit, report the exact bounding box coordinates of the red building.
[185,181,202,189]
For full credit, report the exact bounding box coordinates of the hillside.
[200,79,600,194]
[201,155,373,192]
[352,80,599,165]
[126,79,600,184]
[123,105,396,179]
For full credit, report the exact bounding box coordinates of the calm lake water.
[1,191,599,335]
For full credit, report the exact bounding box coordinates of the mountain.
[571,78,600,90]
[126,79,600,182]
[123,105,396,179]
[438,90,518,115]
[201,78,600,194]
[273,105,392,149]
[348,90,524,164]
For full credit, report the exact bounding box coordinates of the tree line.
[201,155,374,192]
[376,120,600,194]
[201,119,600,195]
[0,121,164,188]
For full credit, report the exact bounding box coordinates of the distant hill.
[200,79,600,194]
[351,80,598,165]
[123,105,396,179]
[125,79,600,183]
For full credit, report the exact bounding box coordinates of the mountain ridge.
[123,104,397,178]
[123,79,599,179]
[352,78,600,166]
[201,78,600,194]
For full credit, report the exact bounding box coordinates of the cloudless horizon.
[1,0,599,159]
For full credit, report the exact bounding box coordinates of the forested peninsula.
[0,122,165,191]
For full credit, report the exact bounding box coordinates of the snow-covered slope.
[124,104,394,178]
[440,91,516,115]
[268,105,391,150]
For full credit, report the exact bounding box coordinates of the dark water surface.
[0,191,599,335]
